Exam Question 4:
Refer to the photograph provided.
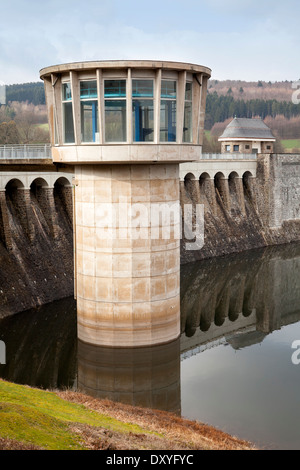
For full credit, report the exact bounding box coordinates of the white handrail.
[0,144,51,160]
[201,153,257,160]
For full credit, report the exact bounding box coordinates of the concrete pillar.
[75,164,180,347]
[0,190,12,251]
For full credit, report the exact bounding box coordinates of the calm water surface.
[1,243,300,450]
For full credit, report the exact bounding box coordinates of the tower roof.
[219,117,276,141]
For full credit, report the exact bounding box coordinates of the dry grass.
[57,390,256,451]
[0,437,41,450]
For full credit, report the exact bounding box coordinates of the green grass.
[0,379,151,450]
[36,123,49,131]
[281,139,300,149]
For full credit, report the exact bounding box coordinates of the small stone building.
[218,117,276,154]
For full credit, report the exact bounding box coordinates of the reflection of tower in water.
[77,338,181,415]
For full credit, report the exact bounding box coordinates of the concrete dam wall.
[180,154,300,264]
[0,153,300,318]
[0,178,74,318]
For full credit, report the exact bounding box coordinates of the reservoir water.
[1,243,300,450]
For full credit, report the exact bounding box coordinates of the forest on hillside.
[205,93,300,129]
[6,82,45,106]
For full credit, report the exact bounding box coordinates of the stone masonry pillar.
[34,185,59,238]
[201,177,218,215]
[17,188,35,242]
[216,176,231,212]
[233,177,246,216]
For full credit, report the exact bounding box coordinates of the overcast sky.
[0,0,299,84]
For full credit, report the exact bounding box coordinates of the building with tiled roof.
[218,117,276,154]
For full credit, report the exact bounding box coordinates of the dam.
[0,61,300,350]
[0,147,300,322]
[1,61,300,448]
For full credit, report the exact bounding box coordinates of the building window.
[267,145,271,150]
[62,83,75,144]
[132,79,154,142]
[245,145,250,150]
[104,80,127,142]
[225,145,231,152]
[160,80,177,142]
[183,82,192,143]
[233,145,240,152]
[80,81,99,143]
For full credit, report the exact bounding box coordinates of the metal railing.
[0,146,257,161]
[201,153,257,160]
[0,144,51,160]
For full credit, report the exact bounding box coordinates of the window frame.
[62,81,75,145]
[103,78,128,144]
[132,78,155,143]
[160,79,177,143]
[80,79,99,143]
[183,81,193,144]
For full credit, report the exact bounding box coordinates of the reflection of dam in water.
[1,243,300,414]
[180,243,300,358]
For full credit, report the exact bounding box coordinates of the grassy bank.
[0,379,255,450]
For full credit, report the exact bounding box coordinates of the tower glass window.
[183,82,192,143]
[132,80,154,142]
[104,80,127,142]
[80,81,99,143]
[62,82,75,144]
[160,80,177,142]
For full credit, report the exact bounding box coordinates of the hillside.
[208,79,295,102]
